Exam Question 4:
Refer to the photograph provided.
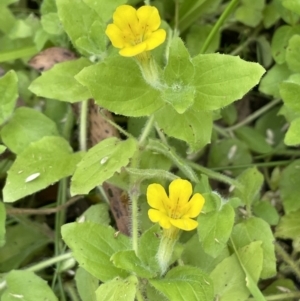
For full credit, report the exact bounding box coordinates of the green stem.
[200,0,240,54]
[52,179,68,301]
[275,243,300,279]
[225,99,281,132]
[230,25,262,56]
[0,253,73,292]
[174,0,180,34]
[62,105,75,141]
[130,184,140,254]
[211,160,292,171]
[139,114,155,146]
[126,168,179,182]
[214,124,232,138]
[65,282,80,301]
[25,253,73,273]
[155,123,168,145]
[129,149,141,254]
[99,108,133,139]
[146,140,199,183]
[136,285,145,301]
[188,161,244,191]
[157,227,180,275]
[79,100,88,151]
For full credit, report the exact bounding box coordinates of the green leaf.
[138,224,161,274]
[0,202,5,247]
[208,138,252,175]
[284,116,300,145]
[29,57,92,102]
[76,57,163,117]
[0,145,6,155]
[274,0,299,24]
[264,278,297,298]
[56,0,99,54]
[235,0,265,27]
[271,25,300,64]
[75,267,98,301]
[263,1,280,28]
[41,12,64,35]
[71,137,137,195]
[255,106,286,147]
[259,63,291,98]
[8,20,32,39]
[81,203,110,225]
[279,160,300,213]
[0,70,18,125]
[82,0,127,22]
[111,250,156,278]
[1,107,60,154]
[231,217,276,279]
[0,7,16,34]
[150,266,213,301]
[181,234,230,274]
[232,167,264,206]
[2,270,58,301]
[221,104,238,126]
[201,192,222,213]
[282,0,300,15]
[0,223,50,272]
[162,37,195,113]
[191,54,265,111]
[95,275,137,301]
[186,24,220,56]
[41,0,57,14]
[61,222,131,282]
[276,209,300,239]
[75,20,106,56]
[280,78,300,112]
[155,105,212,151]
[3,136,82,203]
[210,241,263,301]
[198,203,235,258]
[286,35,300,72]
[161,84,195,114]
[253,201,280,226]
[235,126,273,154]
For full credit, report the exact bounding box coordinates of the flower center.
[169,199,182,219]
[126,22,150,46]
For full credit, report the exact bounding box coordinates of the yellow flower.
[105,5,166,57]
[147,179,205,231]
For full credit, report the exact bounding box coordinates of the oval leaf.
[3,136,82,203]
[71,137,137,195]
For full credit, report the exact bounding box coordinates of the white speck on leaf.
[25,173,40,183]
[228,145,237,160]
[100,157,109,165]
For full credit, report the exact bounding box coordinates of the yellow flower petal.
[147,183,169,213]
[113,5,139,34]
[119,42,147,57]
[137,6,161,31]
[148,209,171,229]
[182,193,205,218]
[105,24,125,49]
[169,179,192,207]
[170,218,198,231]
[145,29,166,51]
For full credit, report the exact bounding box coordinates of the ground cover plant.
[0,0,300,300]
